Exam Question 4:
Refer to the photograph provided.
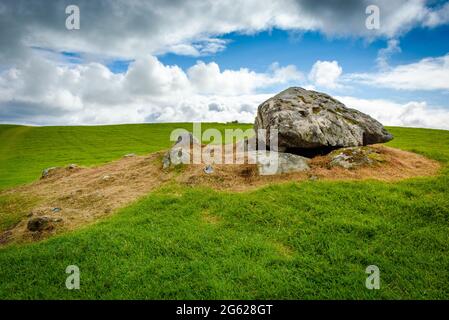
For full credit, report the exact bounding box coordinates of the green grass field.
[0,124,449,299]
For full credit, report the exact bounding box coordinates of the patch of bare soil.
[0,153,172,244]
[179,145,440,191]
[0,145,440,245]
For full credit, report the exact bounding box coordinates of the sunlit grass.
[0,124,448,299]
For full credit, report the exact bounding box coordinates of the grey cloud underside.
[208,103,223,112]
[0,100,70,125]
[1,0,446,65]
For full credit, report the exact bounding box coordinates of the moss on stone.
[344,117,360,125]
[367,152,385,162]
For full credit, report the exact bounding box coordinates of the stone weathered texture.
[254,87,393,151]
[124,153,136,158]
[329,146,385,169]
[203,165,214,174]
[162,132,200,169]
[249,151,310,175]
[41,167,58,179]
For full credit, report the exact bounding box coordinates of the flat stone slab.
[248,150,310,175]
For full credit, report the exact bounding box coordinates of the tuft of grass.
[0,194,38,232]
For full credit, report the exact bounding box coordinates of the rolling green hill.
[0,124,449,299]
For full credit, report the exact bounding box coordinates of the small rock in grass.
[41,167,58,179]
[124,153,136,158]
[162,154,171,169]
[68,164,78,169]
[204,165,214,174]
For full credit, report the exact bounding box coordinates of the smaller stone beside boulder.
[163,132,201,169]
[329,146,384,169]
[249,151,310,175]
[162,154,171,169]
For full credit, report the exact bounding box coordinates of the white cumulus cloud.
[337,96,449,130]
[0,55,301,125]
[308,60,343,89]
[347,54,449,91]
[376,39,401,70]
[187,61,303,95]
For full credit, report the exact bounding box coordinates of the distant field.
[0,124,449,299]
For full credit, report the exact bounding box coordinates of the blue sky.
[97,24,449,104]
[158,25,449,105]
[157,18,449,74]
[160,30,384,73]
[1,0,449,128]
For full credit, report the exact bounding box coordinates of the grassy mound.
[0,123,251,189]
[0,124,448,299]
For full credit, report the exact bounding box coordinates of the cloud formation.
[376,39,401,70]
[348,54,449,91]
[2,52,449,129]
[187,61,303,95]
[0,55,299,125]
[1,0,449,129]
[308,60,343,89]
[1,0,449,65]
[337,96,449,130]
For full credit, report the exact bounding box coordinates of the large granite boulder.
[254,87,393,152]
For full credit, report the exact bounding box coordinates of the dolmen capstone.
[254,87,393,153]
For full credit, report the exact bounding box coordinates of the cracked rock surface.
[254,87,393,151]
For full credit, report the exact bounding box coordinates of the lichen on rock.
[329,146,385,169]
[254,87,393,153]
